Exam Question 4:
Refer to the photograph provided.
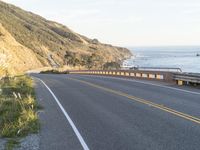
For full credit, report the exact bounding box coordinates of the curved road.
[32,74,200,150]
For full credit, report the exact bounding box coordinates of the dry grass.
[0,75,40,149]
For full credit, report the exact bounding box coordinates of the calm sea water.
[126,46,200,73]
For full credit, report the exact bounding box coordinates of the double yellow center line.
[69,78,200,125]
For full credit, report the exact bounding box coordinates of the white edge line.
[35,77,90,150]
[81,75,200,95]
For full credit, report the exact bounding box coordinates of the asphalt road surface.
[32,74,200,150]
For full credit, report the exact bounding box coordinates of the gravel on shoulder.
[14,134,40,150]
[0,139,7,150]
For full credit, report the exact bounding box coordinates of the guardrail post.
[130,73,135,77]
[149,74,156,79]
[142,73,148,78]
[156,75,164,80]
[177,80,183,86]
[136,73,141,77]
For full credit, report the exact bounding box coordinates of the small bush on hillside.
[40,70,69,74]
[103,62,121,70]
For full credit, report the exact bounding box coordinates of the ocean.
[126,46,200,73]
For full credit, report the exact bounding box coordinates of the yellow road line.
[69,78,200,125]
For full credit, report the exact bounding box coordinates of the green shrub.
[40,70,69,74]
[0,75,40,149]
[103,62,121,70]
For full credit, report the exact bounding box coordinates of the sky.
[2,0,200,47]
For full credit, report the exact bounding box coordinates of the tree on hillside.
[64,51,77,66]
[73,58,80,67]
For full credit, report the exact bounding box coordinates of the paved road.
[32,74,200,150]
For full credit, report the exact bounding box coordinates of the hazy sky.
[2,0,200,46]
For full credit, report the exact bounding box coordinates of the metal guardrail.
[69,70,200,86]
[69,70,174,82]
[122,66,182,72]
[136,67,182,73]
[174,73,200,85]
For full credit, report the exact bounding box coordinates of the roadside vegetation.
[64,51,101,69]
[0,75,40,150]
[40,69,69,74]
[103,62,121,70]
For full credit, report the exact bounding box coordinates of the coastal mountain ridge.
[0,0,132,76]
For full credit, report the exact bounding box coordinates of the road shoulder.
[34,79,83,150]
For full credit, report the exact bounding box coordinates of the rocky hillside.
[0,1,132,76]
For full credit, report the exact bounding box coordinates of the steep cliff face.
[0,23,42,76]
[0,1,132,76]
